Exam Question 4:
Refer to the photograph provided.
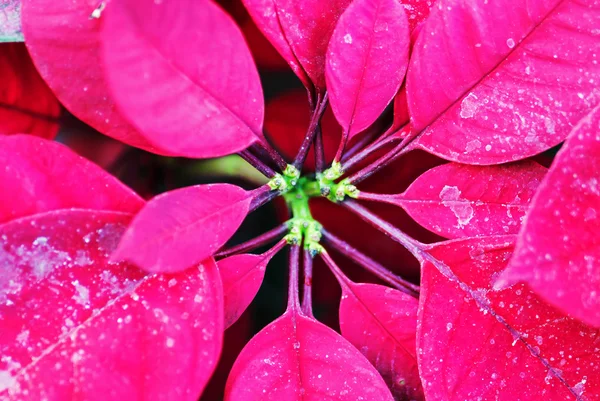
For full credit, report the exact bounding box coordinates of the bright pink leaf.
[0,0,21,41]
[0,135,144,224]
[113,184,255,273]
[361,161,546,238]
[21,0,161,153]
[225,309,394,400]
[326,0,410,137]
[338,282,422,400]
[407,0,600,164]
[418,236,600,400]
[0,209,223,400]
[102,0,264,158]
[0,43,60,139]
[218,241,285,329]
[499,104,600,327]
[243,0,351,90]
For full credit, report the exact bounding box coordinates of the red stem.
[321,229,419,298]
[251,141,289,172]
[347,140,415,185]
[314,126,326,173]
[293,92,329,170]
[287,245,302,312]
[249,185,280,213]
[301,249,314,315]
[342,134,401,173]
[215,223,288,259]
[343,200,425,262]
[239,150,277,178]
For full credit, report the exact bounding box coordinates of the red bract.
[218,240,286,328]
[359,161,547,238]
[0,43,59,139]
[102,0,265,158]
[0,210,223,400]
[242,0,352,91]
[407,0,600,164]
[500,104,600,327]
[325,255,422,400]
[21,0,161,153]
[326,0,410,141]
[0,135,143,224]
[113,184,259,273]
[418,236,600,400]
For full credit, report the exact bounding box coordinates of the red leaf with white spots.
[407,0,600,164]
[102,0,264,158]
[500,104,600,327]
[326,0,410,138]
[338,282,422,400]
[361,161,546,238]
[224,308,394,400]
[113,184,255,273]
[218,241,285,329]
[0,209,223,400]
[0,135,144,224]
[21,0,161,153]
[418,236,600,400]
[242,0,351,90]
[0,43,59,139]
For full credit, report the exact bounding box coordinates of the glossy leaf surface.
[377,161,546,238]
[418,236,600,400]
[0,0,22,42]
[0,43,59,138]
[0,135,144,224]
[0,210,223,400]
[407,0,600,164]
[102,0,263,158]
[218,242,283,329]
[500,104,600,327]
[21,0,161,153]
[339,282,422,400]
[243,0,351,90]
[326,0,410,137]
[225,309,394,400]
[113,184,253,273]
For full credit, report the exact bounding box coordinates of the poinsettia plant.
[1,0,599,399]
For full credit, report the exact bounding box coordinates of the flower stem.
[239,150,277,178]
[314,126,326,173]
[347,140,414,185]
[301,249,314,316]
[293,92,329,170]
[251,141,289,172]
[215,223,288,259]
[343,200,425,262]
[249,185,280,213]
[321,228,419,297]
[287,245,302,312]
[342,134,401,173]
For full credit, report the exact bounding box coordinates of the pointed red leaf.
[0,43,59,139]
[0,135,144,224]
[418,236,600,400]
[0,209,223,400]
[218,241,285,329]
[407,0,600,164]
[499,104,600,327]
[225,309,394,400]
[243,0,351,90]
[21,0,162,153]
[0,0,21,41]
[113,184,255,273]
[326,0,410,137]
[339,282,422,400]
[102,0,263,158]
[363,161,546,238]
